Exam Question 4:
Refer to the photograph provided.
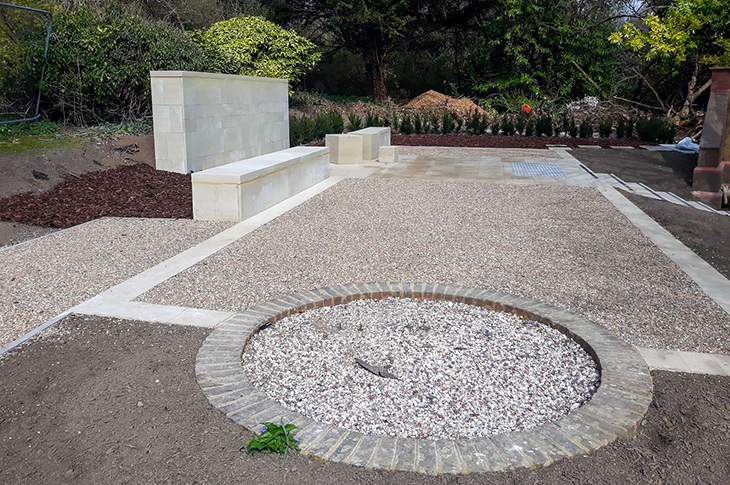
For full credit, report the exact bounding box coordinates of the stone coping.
[150,70,288,83]
[196,283,652,474]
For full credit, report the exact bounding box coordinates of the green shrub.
[525,120,535,136]
[400,115,414,134]
[578,120,594,138]
[501,117,515,136]
[289,110,343,146]
[0,120,58,138]
[441,112,456,134]
[490,118,501,135]
[413,113,423,134]
[636,117,675,143]
[347,113,363,131]
[365,111,381,127]
[598,120,612,138]
[615,117,628,138]
[536,115,553,137]
[195,16,320,80]
[427,113,440,133]
[568,118,579,137]
[514,115,527,135]
[36,6,209,123]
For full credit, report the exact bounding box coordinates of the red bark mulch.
[390,134,652,149]
[0,163,192,229]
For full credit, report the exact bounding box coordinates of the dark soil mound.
[0,164,192,228]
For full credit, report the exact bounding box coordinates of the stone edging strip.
[196,283,652,474]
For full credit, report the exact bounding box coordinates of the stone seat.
[192,146,330,221]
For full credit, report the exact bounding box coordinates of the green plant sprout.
[246,421,301,456]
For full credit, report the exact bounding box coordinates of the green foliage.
[500,116,515,136]
[400,115,414,134]
[32,6,209,123]
[578,120,593,138]
[0,120,58,138]
[514,115,527,135]
[247,422,300,455]
[598,120,612,138]
[413,113,423,134]
[195,16,320,80]
[635,117,676,143]
[536,115,553,137]
[441,112,456,134]
[466,110,488,135]
[524,120,535,137]
[567,118,578,138]
[365,111,382,127]
[616,117,635,139]
[490,118,501,135]
[289,110,343,146]
[347,113,363,131]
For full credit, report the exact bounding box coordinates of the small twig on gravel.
[354,357,399,379]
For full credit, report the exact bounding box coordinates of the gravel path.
[244,297,599,440]
[396,146,561,159]
[140,179,730,354]
[0,217,232,347]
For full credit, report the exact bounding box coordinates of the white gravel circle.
[242,297,600,440]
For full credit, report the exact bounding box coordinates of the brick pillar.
[693,67,730,208]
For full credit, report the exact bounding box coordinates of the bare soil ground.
[571,148,697,199]
[1,315,728,485]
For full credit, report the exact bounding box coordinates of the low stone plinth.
[379,145,398,163]
[191,146,329,221]
[351,127,391,160]
[326,134,364,165]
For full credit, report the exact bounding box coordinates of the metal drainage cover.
[511,162,565,178]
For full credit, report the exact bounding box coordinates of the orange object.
[521,104,532,114]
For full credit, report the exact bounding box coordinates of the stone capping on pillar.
[151,70,290,174]
[197,283,653,475]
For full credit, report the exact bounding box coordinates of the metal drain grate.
[510,162,565,178]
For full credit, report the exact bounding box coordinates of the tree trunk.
[365,51,388,103]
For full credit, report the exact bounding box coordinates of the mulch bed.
[0,164,192,228]
[391,134,651,149]
[1,314,729,484]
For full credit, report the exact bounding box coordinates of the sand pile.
[404,90,488,116]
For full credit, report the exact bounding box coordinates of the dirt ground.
[570,148,697,199]
[1,314,728,485]
[624,192,730,280]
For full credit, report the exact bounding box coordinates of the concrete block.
[351,127,391,160]
[326,134,364,165]
[379,145,399,163]
[192,146,330,221]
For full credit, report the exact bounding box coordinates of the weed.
[246,421,300,456]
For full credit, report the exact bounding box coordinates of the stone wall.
[151,71,289,173]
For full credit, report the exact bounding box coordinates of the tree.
[196,16,320,80]
[610,0,730,117]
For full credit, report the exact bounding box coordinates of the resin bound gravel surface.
[0,217,232,347]
[243,297,599,440]
[140,179,730,354]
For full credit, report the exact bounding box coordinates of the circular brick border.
[196,283,652,474]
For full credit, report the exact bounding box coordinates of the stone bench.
[192,146,330,221]
[326,127,391,164]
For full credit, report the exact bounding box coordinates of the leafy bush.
[536,115,553,137]
[347,113,363,131]
[400,115,414,134]
[365,111,381,127]
[524,120,535,136]
[289,110,343,146]
[598,120,612,138]
[195,16,320,80]
[514,115,527,135]
[0,120,58,138]
[568,118,579,137]
[35,6,209,123]
[490,118,501,135]
[441,112,456,134]
[578,120,594,138]
[501,117,515,136]
[427,113,440,133]
[466,110,488,134]
[615,117,628,138]
[413,113,423,134]
[636,117,675,143]
[454,115,463,133]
